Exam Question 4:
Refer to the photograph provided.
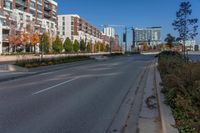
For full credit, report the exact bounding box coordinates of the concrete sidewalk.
[138,62,161,133]
[138,60,178,133]
[123,60,179,133]
[138,61,179,133]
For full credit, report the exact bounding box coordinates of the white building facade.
[58,14,102,44]
[103,27,115,38]
[133,27,161,47]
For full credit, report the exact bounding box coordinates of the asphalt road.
[0,55,154,133]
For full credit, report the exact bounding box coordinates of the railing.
[3,35,9,42]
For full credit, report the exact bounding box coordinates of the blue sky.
[57,0,200,46]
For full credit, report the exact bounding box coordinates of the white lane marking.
[32,77,79,95]
[39,72,55,76]
[32,72,121,95]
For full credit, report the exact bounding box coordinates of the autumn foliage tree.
[30,33,40,53]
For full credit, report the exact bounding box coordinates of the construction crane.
[100,24,125,28]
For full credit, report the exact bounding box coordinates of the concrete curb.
[154,63,179,133]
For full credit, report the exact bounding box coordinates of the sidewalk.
[138,61,178,133]
[138,62,161,133]
[123,60,179,133]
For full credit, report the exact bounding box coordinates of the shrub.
[158,51,200,133]
[15,56,90,68]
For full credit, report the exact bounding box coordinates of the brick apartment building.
[58,14,103,44]
[0,0,58,53]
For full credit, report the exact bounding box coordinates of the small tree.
[73,40,80,53]
[172,1,198,59]
[63,37,73,53]
[52,36,63,53]
[40,33,50,54]
[31,33,40,53]
[80,39,86,52]
[21,32,31,52]
[164,34,176,49]
[106,44,110,52]
[9,34,17,52]
[100,43,106,52]
[94,42,101,53]
[86,42,92,53]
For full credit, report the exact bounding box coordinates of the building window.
[30,9,36,17]
[37,5,42,11]
[26,15,31,21]
[37,0,42,4]
[19,13,23,21]
[4,0,12,10]
[30,1,36,8]
[38,13,42,19]
[63,32,65,35]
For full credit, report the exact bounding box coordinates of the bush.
[15,56,90,68]
[158,51,200,133]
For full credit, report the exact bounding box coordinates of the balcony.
[44,0,50,4]
[3,34,9,42]
[15,0,27,10]
[44,4,51,11]
[44,12,51,18]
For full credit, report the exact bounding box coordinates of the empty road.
[0,55,154,133]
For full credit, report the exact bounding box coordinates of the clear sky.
[56,0,200,46]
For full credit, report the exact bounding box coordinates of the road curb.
[154,62,179,133]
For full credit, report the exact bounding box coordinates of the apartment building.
[133,27,161,47]
[0,0,58,53]
[58,14,102,44]
[103,27,115,38]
